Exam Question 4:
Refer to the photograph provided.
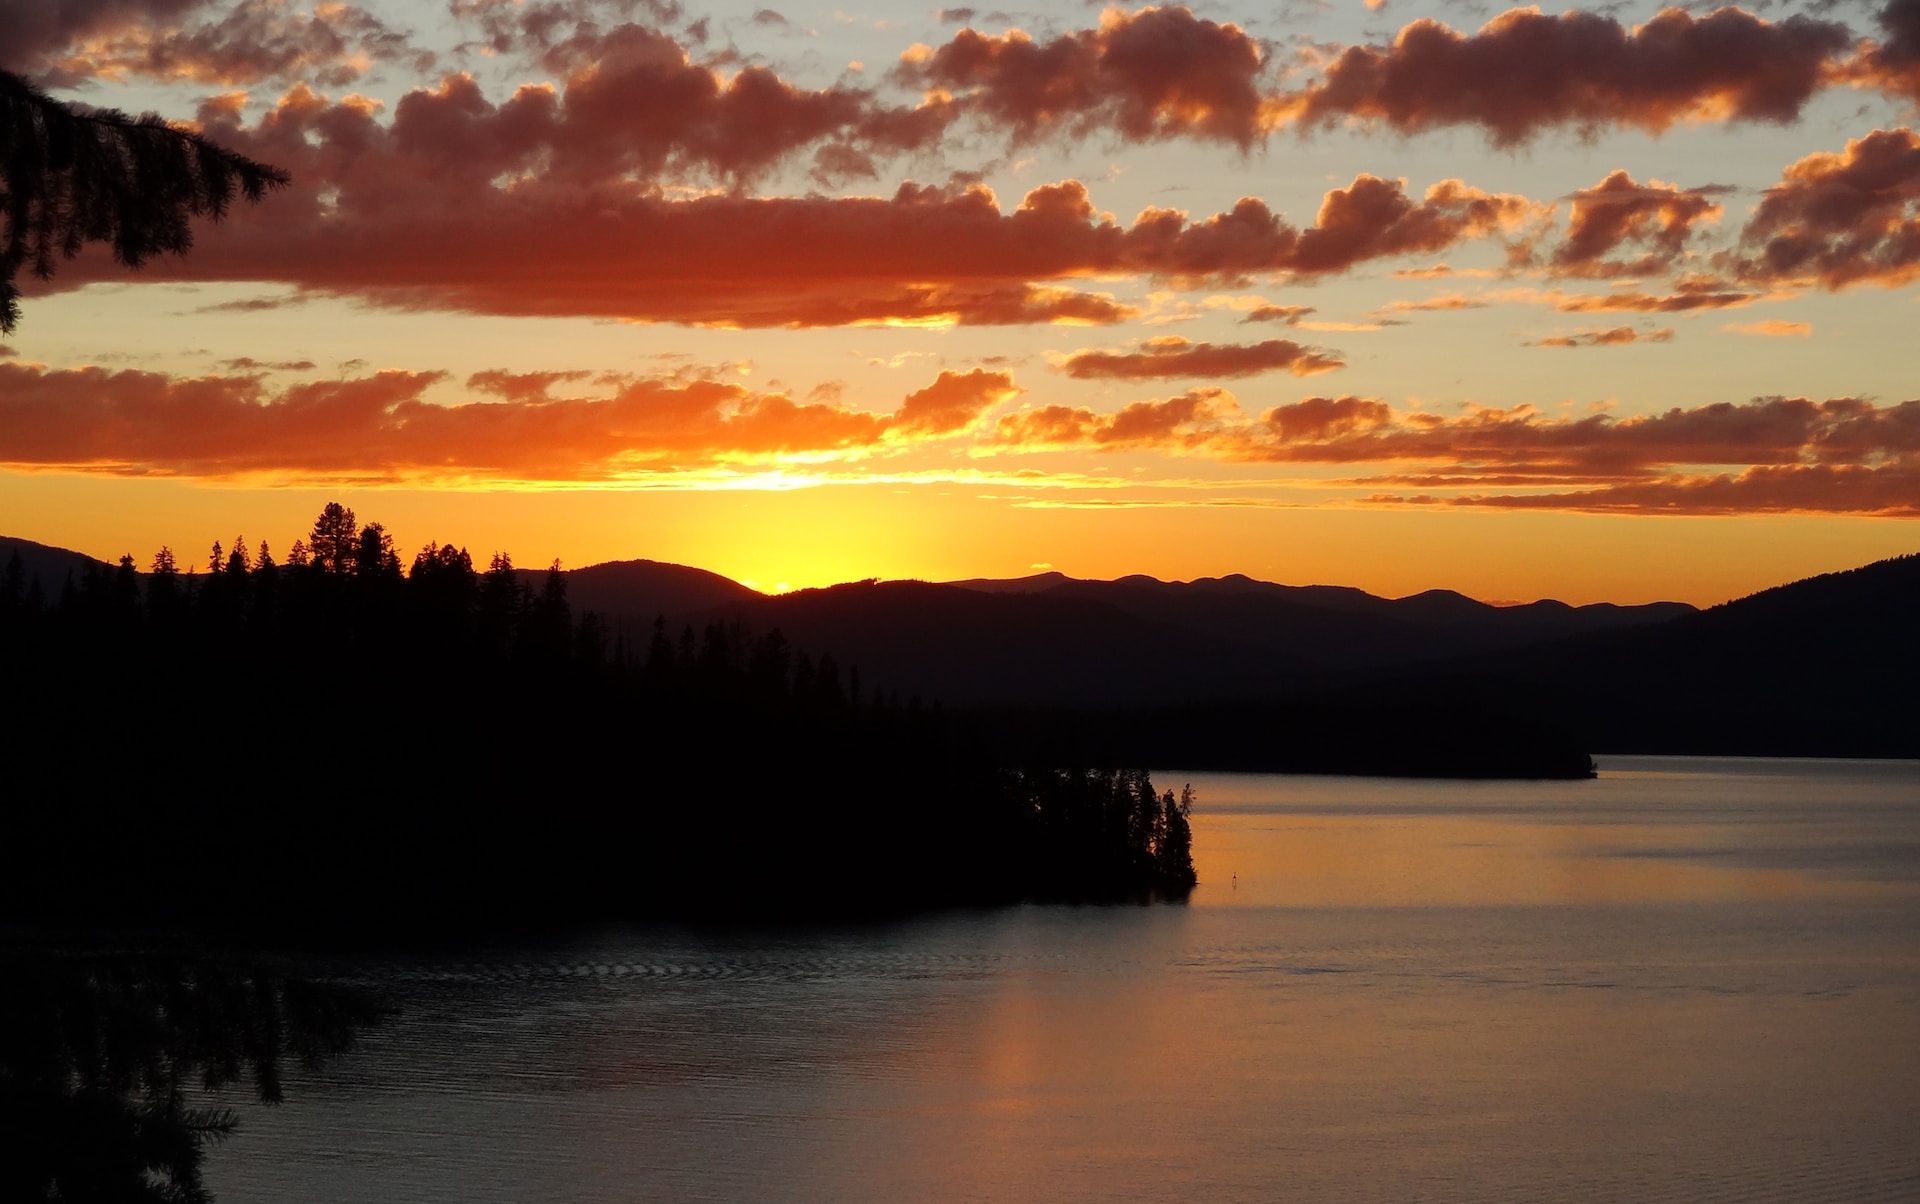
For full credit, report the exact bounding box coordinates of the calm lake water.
[208,756,1920,1201]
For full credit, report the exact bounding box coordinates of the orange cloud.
[1552,282,1757,313]
[449,0,690,72]
[7,348,1915,518]
[1264,395,1393,441]
[989,391,1920,510]
[465,369,597,402]
[42,0,427,88]
[1549,171,1725,278]
[990,388,1242,451]
[1287,7,1851,145]
[1722,320,1812,337]
[1288,176,1537,275]
[1240,304,1314,325]
[1733,127,1920,291]
[542,25,958,183]
[1374,293,1486,314]
[1381,463,1920,517]
[33,86,1534,325]
[898,6,1270,147]
[893,369,1021,435]
[1058,336,1343,381]
[0,0,207,75]
[0,357,1018,482]
[1245,396,1915,472]
[1845,0,1920,105]
[891,4,1910,156]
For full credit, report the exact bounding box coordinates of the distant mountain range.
[550,560,1694,709]
[8,533,1914,758]
[944,568,1694,674]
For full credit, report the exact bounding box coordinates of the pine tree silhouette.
[307,503,358,575]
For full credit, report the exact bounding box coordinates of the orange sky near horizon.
[3,0,1917,605]
[6,471,1911,606]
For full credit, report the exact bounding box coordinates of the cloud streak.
[1526,326,1674,348]
[0,357,1024,482]
[1722,320,1812,337]
[4,349,1912,517]
[1057,336,1342,380]
[991,390,1920,516]
[1380,464,1920,518]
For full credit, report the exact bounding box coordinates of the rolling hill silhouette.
[0,536,111,596]
[1415,552,1920,757]
[517,557,759,639]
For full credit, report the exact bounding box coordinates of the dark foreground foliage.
[0,69,288,334]
[0,951,382,1203]
[0,506,1196,929]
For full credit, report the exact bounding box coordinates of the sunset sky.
[3,0,1918,603]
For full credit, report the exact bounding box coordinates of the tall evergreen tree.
[112,554,139,618]
[354,523,399,580]
[478,551,522,652]
[1156,786,1196,888]
[145,546,179,617]
[307,504,357,575]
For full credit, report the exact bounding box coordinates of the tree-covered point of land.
[0,69,288,333]
[0,503,1196,928]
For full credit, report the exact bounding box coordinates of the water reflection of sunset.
[1182,760,1920,907]
[1191,811,1834,907]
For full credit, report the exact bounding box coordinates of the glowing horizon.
[3,0,1917,607]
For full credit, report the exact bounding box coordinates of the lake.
[204,756,1920,1201]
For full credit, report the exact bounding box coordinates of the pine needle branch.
[0,69,290,333]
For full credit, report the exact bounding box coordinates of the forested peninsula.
[1,504,1196,927]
